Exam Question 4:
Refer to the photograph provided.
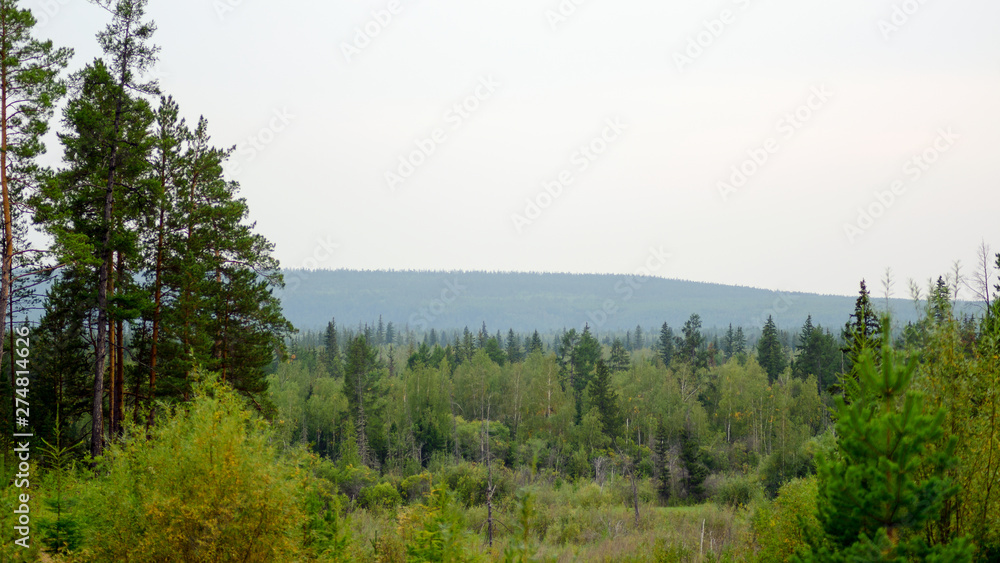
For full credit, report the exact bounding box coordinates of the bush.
[752,477,821,563]
[358,482,402,512]
[714,473,762,509]
[400,471,433,502]
[74,375,306,562]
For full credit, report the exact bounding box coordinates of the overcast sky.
[36,0,1000,297]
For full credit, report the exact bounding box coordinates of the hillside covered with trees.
[0,1,998,562]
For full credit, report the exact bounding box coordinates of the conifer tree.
[758,315,786,382]
[528,330,544,355]
[506,328,522,363]
[654,420,672,503]
[36,0,160,457]
[343,334,379,468]
[0,0,71,368]
[658,322,675,366]
[609,337,629,372]
[803,331,973,561]
[588,360,621,441]
[325,318,342,377]
[679,424,708,502]
[840,280,882,402]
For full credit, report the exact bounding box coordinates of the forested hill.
[277,269,934,332]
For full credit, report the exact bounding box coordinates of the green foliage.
[589,359,622,442]
[839,279,883,402]
[680,425,709,502]
[37,415,83,555]
[753,477,822,563]
[401,472,433,502]
[803,336,974,562]
[398,487,481,562]
[714,473,762,509]
[358,482,402,512]
[75,374,307,562]
[757,315,786,383]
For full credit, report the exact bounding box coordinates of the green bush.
[400,471,433,502]
[714,473,762,509]
[73,375,307,562]
[358,482,402,512]
[752,477,821,563]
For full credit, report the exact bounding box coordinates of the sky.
[34,0,1000,298]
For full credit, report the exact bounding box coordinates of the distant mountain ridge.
[276,269,946,334]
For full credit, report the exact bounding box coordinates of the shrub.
[752,477,821,563]
[714,473,762,509]
[74,375,306,562]
[400,471,433,502]
[358,482,402,512]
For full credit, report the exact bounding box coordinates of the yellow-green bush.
[752,476,821,562]
[72,375,314,562]
[358,482,402,512]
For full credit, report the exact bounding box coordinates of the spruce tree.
[325,318,342,377]
[528,330,544,355]
[588,360,621,442]
[654,420,672,503]
[658,322,675,366]
[609,337,629,372]
[680,314,704,366]
[840,280,882,402]
[679,424,708,502]
[802,332,973,561]
[506,329,522,363]
[757,315,786,382]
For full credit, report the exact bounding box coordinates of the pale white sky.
[36,0,1000,297]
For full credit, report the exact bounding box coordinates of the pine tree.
[385,321,395,345]
[803,332,973,561]
[634,324,644,350]
[758,315,786,382]
[658,322,675,366]
[0,0,71,373]
[41,53,156,455]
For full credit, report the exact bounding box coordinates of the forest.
[0,0,999,562]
